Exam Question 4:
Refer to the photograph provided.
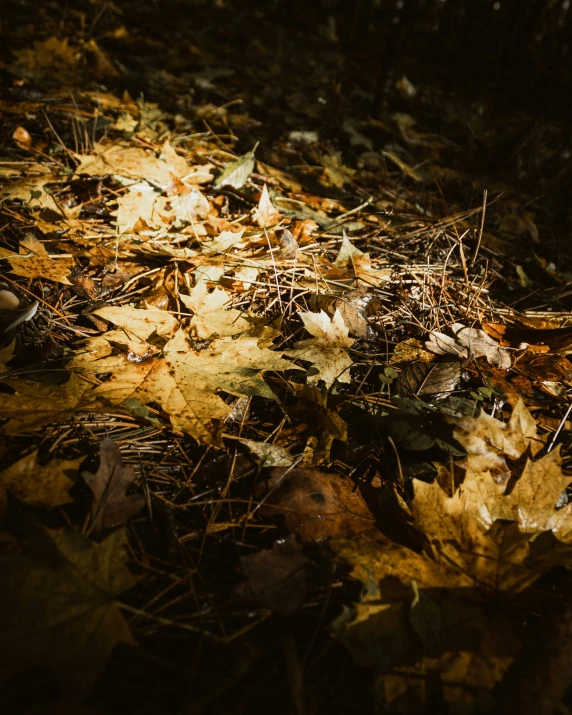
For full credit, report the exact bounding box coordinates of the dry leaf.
[93,305,177,341]
[0,235,73,284]
[335,234,392,286]
[257,466,375,541]
[426,322,512,369]
[321,151,356,188]
[0,374,92,435]
[82,438,144,533]
[76,327,298,445]
[0,524,136,695]
[239,439,294,467]
[213,148,256,189]
[180,282,254,339]
[0,451,82,517]
[253,184,281,227]
[284,309,354,386]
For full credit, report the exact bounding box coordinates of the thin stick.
[471,189,488,266]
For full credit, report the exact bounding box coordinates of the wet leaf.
[82,438,145,534]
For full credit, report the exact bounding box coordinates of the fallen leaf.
[253,184,281,227]
[0,524,137,695]
[335,234,392,286]
[396,361,461,396]
[426,322,512,369]
[0,235,73,284]
[75,327,298,445]
[284,309,354,386]
[257,466,375,541]
[232,535,311,614]
[203,227,245,253]
[0,451,82,518]
[74,140,194,190]
[390,338,435,364]
[180,282,254,339]
[239,439,294,467]
[0,374,92,435]
[321,151,356,188]
[213,147,256,189]
[93,305,177,341]
[450,399,544,483]
[331,477,554,712]
[82,438,145,533]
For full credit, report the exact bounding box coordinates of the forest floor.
[1,2,572,714]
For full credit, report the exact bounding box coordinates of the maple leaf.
[0,374,92,435]
[93,305,177,341]
[0,450,82,517]
[284,309,354,387]
[0,234,73,284]
[335,234,392,286]
[459,445,572,543]
[180,282,255,339]
[78,327,297,445]
[331,478,551,712]
[74,140,193,190]
[0,523,137,695]
[82,438,145,533]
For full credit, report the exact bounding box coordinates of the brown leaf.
[82,438,144,533]
[0,235,73,285]
[0,524,137,695]
[257,467,375,541]
[0,451,82,518]
[232,535,311,614]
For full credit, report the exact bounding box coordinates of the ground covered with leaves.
[1,1,572,714]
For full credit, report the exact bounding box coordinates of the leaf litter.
[1,2,572,713]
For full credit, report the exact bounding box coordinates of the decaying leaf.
[82,438,145,533]
[257,466,375,541]
[0,450,82,518]
[0,524,137,695]
[426,322,512,369]
[284,309,354,387]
